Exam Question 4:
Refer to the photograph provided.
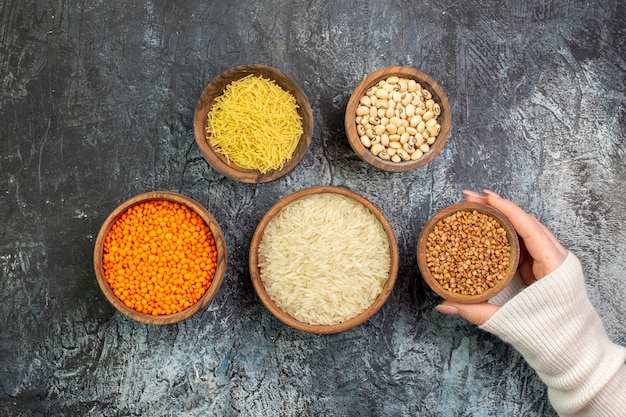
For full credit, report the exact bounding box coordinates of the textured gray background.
[1,1,624,416]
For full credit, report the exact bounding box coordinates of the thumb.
[435,301,500,326]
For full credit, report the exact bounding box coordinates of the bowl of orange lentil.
[93,191,227,325]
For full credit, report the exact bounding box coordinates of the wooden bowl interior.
[249,186,399,334]
[193,64,313,183]
[93,191,228,325]
[416,202,520,304]
[345,66,451,172]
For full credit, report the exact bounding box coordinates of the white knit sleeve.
[480,252,626,417]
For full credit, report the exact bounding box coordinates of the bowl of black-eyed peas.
[345,66,451,172]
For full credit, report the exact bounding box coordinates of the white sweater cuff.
[480,252,626,416]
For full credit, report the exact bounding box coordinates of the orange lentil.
[102,200,218,316]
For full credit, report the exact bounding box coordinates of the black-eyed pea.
[360,136,372,148]
[426,99,435,111]
[377,107,386,118]
[387,147,397,157]
[415,106,426,116]
[382,82,395,93]
[400,132,410,144]
[389,141,402,150]
[392,91,402,103]
[385,107,395,118]
[427,125,439,137]
[422,89,432,100]
[410,115,421,127]
[389,134,401,142]
[400,118,409,128]
[375,99,388,109]
[434,103,441,116]
[370,143,384,156]
[427,136,436,145]
[407,79,418,92]
[381,134,390,147]
[406,103,416,117]
[365,128,375,139]
[369,106,378,118]
[410,149,424,160]
[401,94,412,107]
[370,136,381,145]
[386,123,398,135]
[386,76,400,84]
[420,143,430,153]
[370,96,378,106]
[366,86,377,96]
[380,117,389,126]
[370,116,381,125]
[356,106,369,116]
[391,154,402,163]
[357,124,366,136]
[375,88,389,99]
[360,115,370,126]
[425,118,437,127]
[406,127,418,136]
[423,110,435,121]
[374,124,386,136]
[417,121,426,133]
[397,149,410,161]
[398,79,408,92]
[403,143,416,154]
[376,151,391,160]
[397,125,406,135]
[360,96,372,106]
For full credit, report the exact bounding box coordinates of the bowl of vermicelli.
[193,64,314,183]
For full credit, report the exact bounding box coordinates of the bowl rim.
[193,64,313,183]
[93,191,228,325]
[248,185,399,334]
[416,201,520,304]
[345,65,451,172]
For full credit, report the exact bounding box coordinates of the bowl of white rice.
[249,186,399,334]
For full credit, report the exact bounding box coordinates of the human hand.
[434,190,568,325]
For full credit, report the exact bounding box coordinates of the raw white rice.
[257,192,391,326]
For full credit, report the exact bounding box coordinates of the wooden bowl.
[417,202,520,304]
[193,64,314,183]
[249,186,399,334]
[345,66,451,172]
[93,191,227,325]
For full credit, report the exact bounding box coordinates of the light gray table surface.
[1,1,624,416]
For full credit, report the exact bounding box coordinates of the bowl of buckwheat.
[345,66,451,172]
[417,202,520,303]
